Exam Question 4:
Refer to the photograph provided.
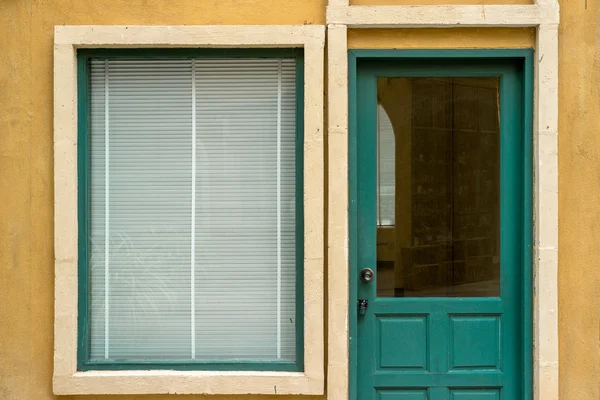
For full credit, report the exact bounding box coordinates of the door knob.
[360,268,375,283]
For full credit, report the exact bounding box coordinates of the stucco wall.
[557,0,600,398]
[347,28,535,48]
[0,0,598,400]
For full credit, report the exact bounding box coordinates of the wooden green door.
[353,57,530,400]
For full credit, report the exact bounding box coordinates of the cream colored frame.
[53,25,325,396]
[326,4,559,400]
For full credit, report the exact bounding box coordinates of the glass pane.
[376,77,500,298]
[378,105,395,226]
[88,58,297,362]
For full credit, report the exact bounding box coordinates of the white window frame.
[53,25,325,396]
[326,3,559,400]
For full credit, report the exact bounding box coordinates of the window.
[78,50,303,371]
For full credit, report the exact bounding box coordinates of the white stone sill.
[53,370,323,395]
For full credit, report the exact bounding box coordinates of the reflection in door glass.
[378,105,396,226]
[376,77,500,298]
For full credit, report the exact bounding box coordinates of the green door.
[353,56,530,400]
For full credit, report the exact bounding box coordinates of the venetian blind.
[88,58,297,363]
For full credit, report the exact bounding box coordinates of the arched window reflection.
[377,104,395,227]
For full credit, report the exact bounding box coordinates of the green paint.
[348,49,359,400]
[77,55,91,371]
[294,53,305,372]
[81,361,299,372]
[78,48,303,59]
[76,49,305,372]
[521,50,534,400]
[350,48,533,60]
[348,49,533,400]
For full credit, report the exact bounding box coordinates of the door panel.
[355,60,524,400]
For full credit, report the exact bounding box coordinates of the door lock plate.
[357,299,368,315]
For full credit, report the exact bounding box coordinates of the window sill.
[53,370,324,395]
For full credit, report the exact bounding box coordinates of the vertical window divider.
[276,59,282,360]
[191,59,197,360]
[104,59,110,360]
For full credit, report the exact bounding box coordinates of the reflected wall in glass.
[376,77,500,298]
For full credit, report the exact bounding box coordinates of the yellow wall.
[557,0,600,398]
[347,28,535,48]
[0,0,598,400]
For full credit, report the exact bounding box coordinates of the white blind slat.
[88,58,297,363]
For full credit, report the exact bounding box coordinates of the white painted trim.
[534,23,559,400]
[53,371,321,395]
[534,0,559,9]
[53,24,325,396]
[327,23,349,400]
[53,25,325,47]
[326,5,559,27]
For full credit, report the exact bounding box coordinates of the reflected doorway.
[376,77,501,298]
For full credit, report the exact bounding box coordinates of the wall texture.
[0,0,598,399]
[347,28,535,48]
[557,0,600,398]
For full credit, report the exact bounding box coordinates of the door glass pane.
[376,77,500,298]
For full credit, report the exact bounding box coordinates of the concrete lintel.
[327,4,559,28]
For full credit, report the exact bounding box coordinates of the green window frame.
[76,48,305,372]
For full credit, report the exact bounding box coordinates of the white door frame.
[325,2,559,400]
